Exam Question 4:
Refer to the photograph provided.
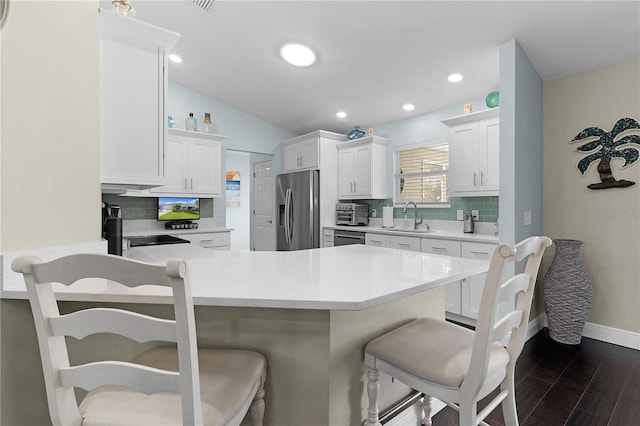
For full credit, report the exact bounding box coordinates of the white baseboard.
[535,314,639,350]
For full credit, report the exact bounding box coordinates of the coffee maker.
[102,202,123,255]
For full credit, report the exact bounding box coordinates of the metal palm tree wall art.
[571,117,640,189]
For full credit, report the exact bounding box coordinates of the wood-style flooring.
[432,328,640,426]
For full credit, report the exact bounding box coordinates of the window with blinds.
[395,141,449,204]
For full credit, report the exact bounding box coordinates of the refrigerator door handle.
[287,188,294,243]
[284,188,291,244]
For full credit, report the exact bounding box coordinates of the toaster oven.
[335,203,369,226]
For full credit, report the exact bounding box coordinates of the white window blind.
[396,142,449,204]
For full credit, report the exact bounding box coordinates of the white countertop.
[2,245,489,311]
[326,225,499,244]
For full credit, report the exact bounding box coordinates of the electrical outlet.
[524,211,532,225]
[371,209,377,218]
[472,210,479,220]
[457,210,464,220]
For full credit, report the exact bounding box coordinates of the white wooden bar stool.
[12,253,267,426]
[364,236,552,426]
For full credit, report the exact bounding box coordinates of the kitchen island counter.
[1,244,489,426]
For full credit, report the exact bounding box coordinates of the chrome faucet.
[402,201,423,230]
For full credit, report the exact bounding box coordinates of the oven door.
[333,230,365,246]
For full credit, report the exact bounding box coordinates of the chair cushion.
[79,347,266,426]
[365,318,509,389]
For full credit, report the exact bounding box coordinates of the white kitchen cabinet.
[421,238,463,315]
[100,9,180,191]
[322,228,335,248]
[178,232,231,251]
[281,131,346,231]
[365,233,391,248]
[461,241,496,319]
[282,134,321,172]
[390,235,421,252]
[337,136,389,199]
[442,108,500,197]
[151,129,225,197]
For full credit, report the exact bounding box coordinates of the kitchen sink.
[390,228,431,234]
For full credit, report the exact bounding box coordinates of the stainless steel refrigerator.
[276,170,320,250]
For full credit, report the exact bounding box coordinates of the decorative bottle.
[186,113,198,131]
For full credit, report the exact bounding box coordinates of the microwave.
[335,203,369,226]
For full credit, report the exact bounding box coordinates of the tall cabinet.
[442,108,500,197]
[100,9,180,191]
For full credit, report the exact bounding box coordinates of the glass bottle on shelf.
[185,113,197,131]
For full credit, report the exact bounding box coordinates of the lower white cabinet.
[460,241,495,319]
[322,228,334,248]
[390,235,421,252]
[365,233,391,247]
[421,238,462,314]
[178,232,230,251]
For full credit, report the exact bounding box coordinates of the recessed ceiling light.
[280,43,316,67]
[448,73,463,83]
[336,111,347,118]
[402,103,415,111]
[169,54,182,63]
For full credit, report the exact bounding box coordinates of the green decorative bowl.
[486,91,500,108]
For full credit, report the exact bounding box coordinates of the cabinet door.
[366,233,391,247]
[353,144,372,196]
[421,238,462,314]
[461,242,495,319]
[189,139,220,195]
[100,35,164,185]
[299,138,319,169]
[338,148,356,197]
[390,235,421,252]
[151,137,187,193]
[178,232,230,250]
[449,124,480,194]
[482,118,500,191]
[283,143,301,172]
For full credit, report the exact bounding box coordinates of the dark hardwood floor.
[432,328,640,426]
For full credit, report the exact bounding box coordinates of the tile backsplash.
[361,196,499,223]
[102,195,214,220]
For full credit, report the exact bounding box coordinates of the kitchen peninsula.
[2,244,489,425]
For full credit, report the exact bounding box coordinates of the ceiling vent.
[188,0,214,12]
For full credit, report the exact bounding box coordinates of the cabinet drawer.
[461,241,495,260]
[178,232,230,249]
[366,233,391,247]
[421,238,461,256]
[390,235,421,252]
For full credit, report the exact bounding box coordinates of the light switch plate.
[457,210,464,220]
[371,209,377,218]
[524,211,532,225]
[472,210,479,220]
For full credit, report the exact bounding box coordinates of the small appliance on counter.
[335,203,369,226]
[102,202,122,255]
[463,212,475,233]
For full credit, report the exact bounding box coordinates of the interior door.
[252,159,274,250]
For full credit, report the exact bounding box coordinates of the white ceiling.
[113,0,640,135]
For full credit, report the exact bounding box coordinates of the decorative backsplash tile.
[102,195,214,220]
[360,197,499,223]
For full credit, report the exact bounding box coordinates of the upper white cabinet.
[151,129,225,197]
[337,136,389,199]
[283,136,320,171]
[100,10,180,191]
[442,108,500,197]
